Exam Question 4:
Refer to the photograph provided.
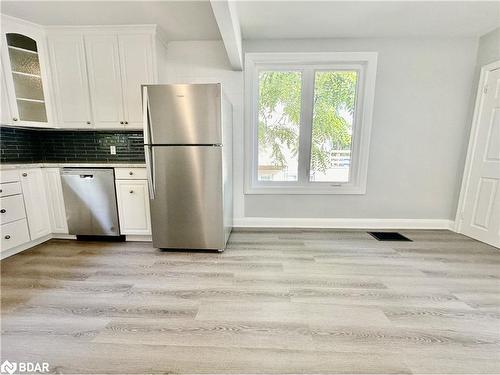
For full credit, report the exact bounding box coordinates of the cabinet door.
[85,35,124,129]
[43,168,68,234]
[19,168,51,240]
[0,16,55,127]
[48,34,92,128]
[115,179,151,235]
[118,34,154,129]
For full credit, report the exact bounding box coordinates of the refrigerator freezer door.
[144,84,222,145]
[150,146,224,249]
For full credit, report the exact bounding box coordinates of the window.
[245,53,377,194]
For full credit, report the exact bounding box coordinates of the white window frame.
[244,52,378,195]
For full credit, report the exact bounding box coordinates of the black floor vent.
[368,232,412,242]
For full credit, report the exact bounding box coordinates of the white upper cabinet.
[85,34,125,129]
[118,34,154,129]
[48,34,92,128]
[0,15,55,127]
[46,26,165,130]
[1,21,167,130]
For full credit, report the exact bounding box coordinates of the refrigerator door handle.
[142,86,153,144]
[145,146,156,200]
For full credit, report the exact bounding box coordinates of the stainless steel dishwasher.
[61,168,120,236]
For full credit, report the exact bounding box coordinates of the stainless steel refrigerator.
[142,83,233,251]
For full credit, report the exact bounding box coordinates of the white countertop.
[0,162,146,170]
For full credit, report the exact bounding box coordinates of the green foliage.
[258,70,357,172]
[258,71,302,168]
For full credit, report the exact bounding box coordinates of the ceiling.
[236,1,500,39]
[0,1,221,41]
[1,1,498,41]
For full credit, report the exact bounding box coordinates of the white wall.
[243,38,478,221]
[164,37,478,225]
[163,41,245,219]
[475,27,500,67]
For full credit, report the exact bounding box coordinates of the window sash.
[253,64,364,189]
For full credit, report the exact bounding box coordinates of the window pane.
[8,48,41,75]
[6,33,37,52]
[258,71,302,181]
[309,71,358,182]
[12,73,44,100]
[17,100,47,122]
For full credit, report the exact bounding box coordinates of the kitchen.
[1,1,500,374]
[0,17,166,257]
[1,14,234,257]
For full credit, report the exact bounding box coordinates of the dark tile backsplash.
[0,126,145,163]
[0,127,42,163]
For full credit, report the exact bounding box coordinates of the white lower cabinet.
[19,168,51,240]
[115,179,151,235]
[43,168,68,234]
[1,165,150,258]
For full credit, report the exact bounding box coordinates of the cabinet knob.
[120,121,124,125]
[0,189,2,193]
[124,121,128,125]
[129,190,134,194]
[12,118,18,121]
[0,209,6,214]
[22,173,27,177]
[4,235,10,240]
[129,171,133,175]
[86,121,91,125]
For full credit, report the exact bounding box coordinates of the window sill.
[244,185,367,195]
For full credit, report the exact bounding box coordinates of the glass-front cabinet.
[1,16,53,127]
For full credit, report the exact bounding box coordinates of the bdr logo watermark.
[1,360,49,374]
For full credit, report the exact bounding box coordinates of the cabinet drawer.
[115,168,147,180]
[0,170,20,183]
[1,219,30,252]
[0,195,26,225]
[0,182,22,197]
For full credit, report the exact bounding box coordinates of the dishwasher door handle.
[79,174,94,179]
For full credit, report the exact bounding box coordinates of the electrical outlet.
[110,145,116,155]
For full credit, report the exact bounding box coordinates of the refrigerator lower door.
[150,145,224,249]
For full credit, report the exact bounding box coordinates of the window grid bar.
[297,68,315,185]
[11,71,41,78]
[7,45,38,55]
[16,97,45,103]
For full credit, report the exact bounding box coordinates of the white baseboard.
[0,234,52,260]
[233,217,455,230]
[125,235,152,242]
[52,234,77,240]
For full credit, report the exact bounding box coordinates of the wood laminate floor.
[1,229,499,374]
